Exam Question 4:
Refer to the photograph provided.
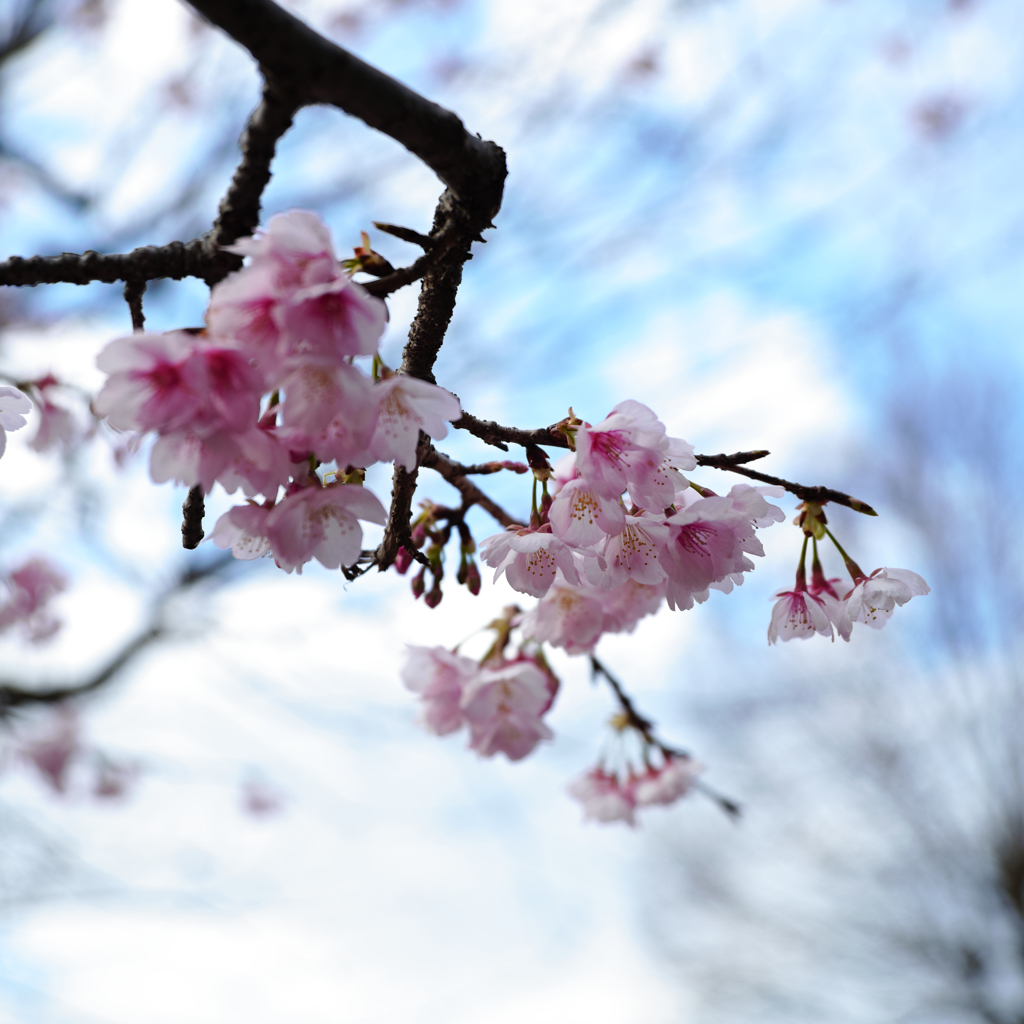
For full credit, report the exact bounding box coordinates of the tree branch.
[421,447,524,528]
[185,0,506,221]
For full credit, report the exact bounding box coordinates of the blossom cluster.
[479,400,787,657]
[568,755,702,827]
[401,639,557,762]
[92,210,461,574]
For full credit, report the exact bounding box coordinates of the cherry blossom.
[480,527,581,598]
[19,709,78,794]
[210,502,274,560]
[460,659,554,761]
[0,557,68,643]
[568,768,636,825]
[547,477,625,547]
[809,561,852,641]
[632,755,702,807]
[0,384,32,458]
[263,483,386,573]
[519,582,606,654]
[225,208,339,290]
[845,567,930,629]
[767,585,834,644]
[575,399,695,506]
[596,513,670,589]
[366,374,462,472]
[401,645,480,736]
[278,276,386,365]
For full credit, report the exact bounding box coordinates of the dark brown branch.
[372,222,435,250]
[701,462,878,515]
[123,279,146,332]
[0,555,237,714]
[181,485,206,549]
[209,79,299,263]
[451,410,569,452]
[0,238,237,289]
[375,433,430,571]
[421,447,524,528]
[0,627,163,712]
[186,0,507,221]
[695,450,770,468]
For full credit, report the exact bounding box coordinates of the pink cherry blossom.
[519,583,606,655]
[547,477,625,547]
[809,562,852,641]
[278,361,377,468]
[597,513,670,589]
[401,645,480,736]
[767,585,834,644]
[366,375,462,472]
[575,400,695,507]
[480,527,581,598]
[19,709,78,794]
[210,502,273,560]
[631,755,702,807]
[596,578,666,635]
[568,768,636,825]
[845,567,930,629]
[226,209,339,290]
[206,262,284,374]
[95,331,203,432]
[662,496,758,610]
[30,398,76,454]
[460,659,554,761]
[0,385,32,458]
[0,557,68,642]
[264,483,386,573]
[278,277,386,365]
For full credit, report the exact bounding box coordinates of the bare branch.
[421,447,524,528]
[372,222,435,250]
[185,0,506,221]
[701,462,878,515]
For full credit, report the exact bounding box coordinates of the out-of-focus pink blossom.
[366,375,461,472]
[241,778,285,817]
[0,557,68,642]
[94,759,139,800]
[278,362,377,468]
[845,567,929,629]
[596,578,666,635]
[279,277,386,365]
[19,709,78,794]
[568,768,636,825]
[632,755,702,807]
[460,659,554,761]
[401,645,479,736]
[264,483,386,573]
[225,209,339,290]
[480,528,581,598]
[519,583,606,655]
[0,385,32,458]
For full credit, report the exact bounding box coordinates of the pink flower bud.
[394,546,414,575]
[424,580,443,608]
[464,560,481,596]
[411,567,426,599]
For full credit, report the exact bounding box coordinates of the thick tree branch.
[185,0,506,222]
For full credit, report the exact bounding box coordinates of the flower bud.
[465,559,481,596]
[394,546,414,575]
[411,567,426,599]
[424,579,443,608]
[410,521,428,547]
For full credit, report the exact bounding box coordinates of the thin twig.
[421,446,524,528]
[123,279,146,332]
